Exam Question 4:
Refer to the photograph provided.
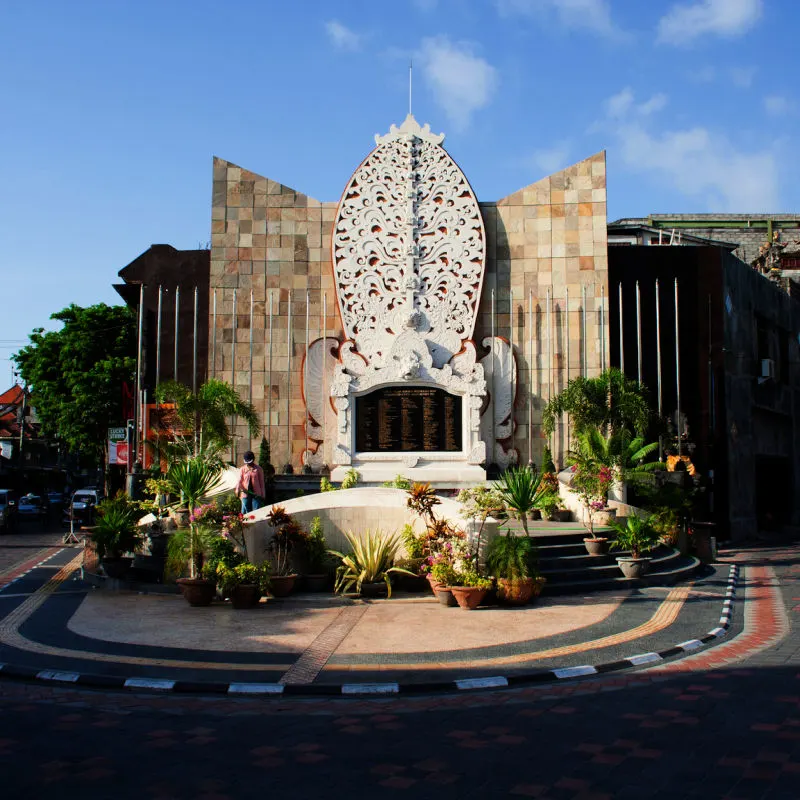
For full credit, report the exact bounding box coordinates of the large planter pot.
[547,509,572,523]
[147,531,171,559]
[229,584,261,609]
[359,581,388,599]
[616,557,652,579]
[101,557,133,580]
[527,509,542,521]
[269,574,297,598]
[304,573,329,592]
[450,586,488,611]
[592,508,617,528]
[427,574,443,597]
[583,537,610,556]
[496,576,546,606]
[435,587,458,607]
[177,577,216,607]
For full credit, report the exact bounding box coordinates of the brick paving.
[0,537,797,798]
[0,524,65,586]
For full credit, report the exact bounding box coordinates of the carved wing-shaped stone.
[302,337,340,468]
[480,337,519,468]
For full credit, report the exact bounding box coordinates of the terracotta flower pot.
[359,581,388,599]
[450,585,488,610]
[177,577,216,607]
[616,557,652,579]
[269,574,297,597]
[435,587,458,606]
[101,557,132,580]
[229,584,261,609]
[427,574,443,597]
[583,537,610,556]
[496,576,546,606]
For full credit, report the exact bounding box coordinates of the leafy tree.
[154,378,260,464]
[568,428,661,484]
[12,304,136,463]
[542,367,654,438]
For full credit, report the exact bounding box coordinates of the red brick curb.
[0,547,63,591]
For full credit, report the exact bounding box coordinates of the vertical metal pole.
[600,284,606,371]
[321,291,327,467]
[267,291,273,457]
[231,287,237,464]
[547,287,553,455]
[490,287,496,465]
[135,283,145,462]
[565,286,570,456]
[528,288,533,465]
[248,289,254,406]
[304,291,310,469]
[174,286,180,382]
[287,290,292,470]
[155,285,162,388]
[582,284,587,377]
[636,280,643,384]
[193,286,199,395]
[618,282,624,375]
[656,279,663,461]
[675,278,681,457]
[211,289,217,379]
[508,287,514,462]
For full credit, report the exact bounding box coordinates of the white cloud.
[496,0,620,37]
[658,0,763,45]
[325,20,362,51]
[606,87,667,119]
[730,66,757,88]
[764,95,790,117]
[601,88,779,211]
[528,143,572,175]
[416,36,498,132]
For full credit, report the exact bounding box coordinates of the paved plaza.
[0,532,799,798]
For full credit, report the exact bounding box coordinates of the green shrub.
[485,534,539,580]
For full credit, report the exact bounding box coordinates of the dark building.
[114,245,211,394]
[608,230,800,540]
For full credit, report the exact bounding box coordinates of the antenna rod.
[409,61,413,116]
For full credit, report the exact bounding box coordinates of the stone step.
[540,545,678,583]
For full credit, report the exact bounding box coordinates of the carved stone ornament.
[480,337,519,469]
[328,116,491,484]
[302,337,340,470]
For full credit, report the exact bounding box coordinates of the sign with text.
[108,427,126,441]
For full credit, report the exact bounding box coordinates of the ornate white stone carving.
[480,337,519,469]
[332,114,486,371]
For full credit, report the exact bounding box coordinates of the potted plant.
[430,562,459,606]
[448,569,493,611]
[568,459,615,555]
[329,529,415,599]
[485,533,546,605]
[214,561,271,609]
[304,516,331,592]
[493,465,548,536]
[265,506,305,596]
[392,524,428,592]
[608,515,662,578]
[457,485,505,568]
[90,493,145,579]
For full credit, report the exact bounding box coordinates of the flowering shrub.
[571,462,614,536]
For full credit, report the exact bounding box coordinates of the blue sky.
[1,0,797,378]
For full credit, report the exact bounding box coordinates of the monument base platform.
[330,461,486,490]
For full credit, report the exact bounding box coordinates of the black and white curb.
[0,565,740,697]
[0,550,63,594]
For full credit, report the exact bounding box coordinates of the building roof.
[607,221,738,250]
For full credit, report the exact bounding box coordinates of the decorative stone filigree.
[302,337,341,470]
[332,114,486,371]
[480,337,519,469]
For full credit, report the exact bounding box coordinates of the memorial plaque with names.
[356,387,462,453]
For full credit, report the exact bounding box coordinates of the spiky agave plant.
[329,530,416,598]
[493,465,545,536]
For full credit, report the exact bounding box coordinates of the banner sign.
[108,427,126,441]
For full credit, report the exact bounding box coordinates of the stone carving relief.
[302,337,340,469]
[332,114,486,371]
[479,337,519,469]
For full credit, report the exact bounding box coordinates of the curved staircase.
[500,519,701,595]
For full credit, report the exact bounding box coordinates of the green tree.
[12,304,136,463]
[542,367,654,438]
[568,427,661,484]
[154,378,260,464]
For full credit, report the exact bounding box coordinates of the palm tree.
[154,379,260,464]
[568,428,661,485]
[543,368,654,438]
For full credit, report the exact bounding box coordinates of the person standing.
[236,451,266,514]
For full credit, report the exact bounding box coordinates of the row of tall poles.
[209,288,332,470]
[619,278,682,458]
[488,284,608,466]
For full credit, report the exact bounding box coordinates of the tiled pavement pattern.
[0,539,798,798]
[0,525,64,587]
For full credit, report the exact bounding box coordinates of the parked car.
[63,489,103,528]
[18,494,46,522]
[0,489,17,532]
